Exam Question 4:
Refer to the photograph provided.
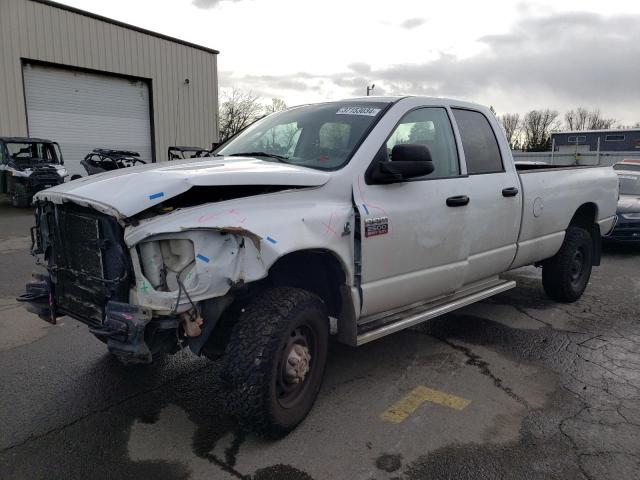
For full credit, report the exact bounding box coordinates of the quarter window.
[452,108,503,174]
[386,107,460,178]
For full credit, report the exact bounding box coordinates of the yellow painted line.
[381,385,471,423]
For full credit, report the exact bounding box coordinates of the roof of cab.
[0,137,55,143]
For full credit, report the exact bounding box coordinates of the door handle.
[502,187,519,197]
[446,195,470,207]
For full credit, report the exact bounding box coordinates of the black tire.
[10,185,30,208]
[223,287,329,438]
[542,226,593,303]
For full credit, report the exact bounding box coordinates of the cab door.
[356,107,470,317]
[451,108,521,285]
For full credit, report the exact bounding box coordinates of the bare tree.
[218,88,264,142]
[522,109,560,151]
[565,107,617,130]
[586,109,616,130]
[565,108,590,131]
[265,98,287,114]
[499,113,520,149]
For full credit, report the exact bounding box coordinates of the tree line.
[497,108,640,152]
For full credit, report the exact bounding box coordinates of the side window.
[386,107,460,178]
[452,108,503,174]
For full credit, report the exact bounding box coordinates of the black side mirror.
[370,144,435,184]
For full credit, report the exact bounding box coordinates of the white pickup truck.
[20,96,618,437]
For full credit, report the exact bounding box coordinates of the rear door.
[451,108,521,284]
[357,107,470,316]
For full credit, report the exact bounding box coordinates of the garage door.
[23,63,153,176]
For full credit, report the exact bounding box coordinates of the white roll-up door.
[23,63,153,176]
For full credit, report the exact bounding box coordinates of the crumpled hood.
[35,156,330,218]
[617,194,640,214]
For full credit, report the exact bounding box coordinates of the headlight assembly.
[139,239,196,291]
[621,212,640,220]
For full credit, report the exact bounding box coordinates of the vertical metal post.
[596,137,600,165]
[551,137,555,164]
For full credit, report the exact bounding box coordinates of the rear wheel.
[223,287,329,438]
[542,226,593,302]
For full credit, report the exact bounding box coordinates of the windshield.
[5,142,60,166]
[216,102,390,170]
[618,173,640,195]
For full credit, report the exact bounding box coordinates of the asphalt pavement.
[1,198,639,479]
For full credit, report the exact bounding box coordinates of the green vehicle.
[0,137,68,207]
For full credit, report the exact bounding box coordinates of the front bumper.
[605,216,640,242]
[17,274,164,364]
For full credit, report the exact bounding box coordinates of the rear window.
[452,109,503,174]
[618,173,640,195]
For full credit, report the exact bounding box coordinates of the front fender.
[125,196,355,312]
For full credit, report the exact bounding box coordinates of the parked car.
[604,163,640,242]
[0,137,67,207]
[19,97,618,437]
[168,146,212,161]
[79,149,146,176]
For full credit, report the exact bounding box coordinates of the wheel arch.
[267,248,353,319]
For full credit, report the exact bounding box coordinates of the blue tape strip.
[149,192,164,200]
[196,254,210,263]
[266,236,277,244]
[362,203,370,215]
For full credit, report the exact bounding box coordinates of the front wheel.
[223,287,329,438]
[542,226,593,302]
[10,183,30,208]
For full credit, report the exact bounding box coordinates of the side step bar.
[355,279,516,345]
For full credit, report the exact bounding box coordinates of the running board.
[355,279,516,345]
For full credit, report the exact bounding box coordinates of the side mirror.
[370,144,435,184]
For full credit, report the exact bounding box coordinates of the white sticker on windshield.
[336,106,381,116]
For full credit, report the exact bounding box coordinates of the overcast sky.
[61,0,640,123]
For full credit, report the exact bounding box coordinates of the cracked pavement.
[1,201,639,479]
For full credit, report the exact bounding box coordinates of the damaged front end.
[18,201,270,364]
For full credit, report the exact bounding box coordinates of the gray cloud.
[400,18,426,29]
[347,62,371,74]
[192,0,242,9]
[220,11,640,121]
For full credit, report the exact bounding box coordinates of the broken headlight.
[139,239,196,292]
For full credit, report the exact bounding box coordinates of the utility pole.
[366,84,375,96]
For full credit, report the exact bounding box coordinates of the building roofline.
[552,128,640,135]
[29,0,220,55]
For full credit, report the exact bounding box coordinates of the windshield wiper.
[228,152,290,162]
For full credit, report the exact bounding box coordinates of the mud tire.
[223,287,328,438]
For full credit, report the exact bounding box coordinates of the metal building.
[551,129,640,153]
[0,0,219,174]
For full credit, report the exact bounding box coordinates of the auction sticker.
[336,106,381,116]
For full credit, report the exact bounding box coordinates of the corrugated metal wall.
[0,0,219,162]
